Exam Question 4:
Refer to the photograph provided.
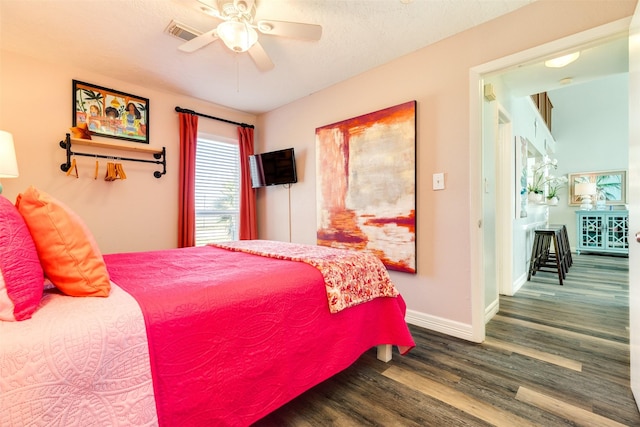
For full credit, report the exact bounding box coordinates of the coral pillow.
[0,195,44,321]
[16,186,110,297]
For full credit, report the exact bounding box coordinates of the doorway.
[469,17,632,342]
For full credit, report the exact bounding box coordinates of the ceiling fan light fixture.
[544,52,580,68]
[217,20,258,52]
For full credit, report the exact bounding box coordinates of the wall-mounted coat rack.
[59,133,166,178]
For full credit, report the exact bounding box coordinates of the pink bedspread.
[105,245,414,426]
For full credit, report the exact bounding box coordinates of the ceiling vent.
[165,20,201,42]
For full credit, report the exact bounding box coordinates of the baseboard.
[485,298,499,323]
[512,272,527,295]
[405,309,474,342]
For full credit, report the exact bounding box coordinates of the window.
[195,136,240,245]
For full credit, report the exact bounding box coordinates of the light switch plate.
[433,172,445,190]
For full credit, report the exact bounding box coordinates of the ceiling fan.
[179,0,322,71]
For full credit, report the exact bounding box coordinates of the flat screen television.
[249,148,298,188]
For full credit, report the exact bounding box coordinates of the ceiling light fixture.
[217,20,258,52]
[544,52,580,68]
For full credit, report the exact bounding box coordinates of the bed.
[0,188,415,426]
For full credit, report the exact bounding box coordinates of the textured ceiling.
[0,0,536,114]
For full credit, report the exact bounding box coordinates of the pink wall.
[0,50,255,254]
[256,0,637,330]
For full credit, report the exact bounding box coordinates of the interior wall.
[256,0,636,336]
[510,96,553,290]
[0,50,256,254]
[547,73,629,248]
[481,76,552,297]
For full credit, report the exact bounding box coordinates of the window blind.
[195,138,240,245]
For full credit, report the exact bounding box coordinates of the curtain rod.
[175,106,254,129]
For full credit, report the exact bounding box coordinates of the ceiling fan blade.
[248,41,274,71]
[196,0,222,18]
[256,20,322,41]
[178,28,218,53]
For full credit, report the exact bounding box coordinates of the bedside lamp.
[0,131,19,194]
[575,182,597,210]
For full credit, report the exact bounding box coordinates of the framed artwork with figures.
[72,80,149,144]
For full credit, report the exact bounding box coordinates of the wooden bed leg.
[377,344,392,362]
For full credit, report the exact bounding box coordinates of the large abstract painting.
[315,101,416,273]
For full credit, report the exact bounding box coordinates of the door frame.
[627,1,640,405]
[495,105,513,297]
[469,17,632,343]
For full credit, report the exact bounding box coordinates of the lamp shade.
[575,182,597,196]
[0,130,19,178]
[217,20,258,52]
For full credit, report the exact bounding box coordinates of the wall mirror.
[568,170,627,206]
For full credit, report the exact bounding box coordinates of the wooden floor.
[256,254,639,426]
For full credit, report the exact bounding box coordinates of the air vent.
[165,20,201,41]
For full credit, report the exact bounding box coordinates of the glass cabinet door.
[579,214,604,250]
[606,214,629,250]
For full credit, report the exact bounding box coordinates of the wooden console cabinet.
[576,210,628,255]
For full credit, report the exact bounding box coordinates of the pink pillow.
[16,186,110,297]
[0,195,44,321]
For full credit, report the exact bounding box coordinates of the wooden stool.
[527,226,569,285]
[549,223,572,269]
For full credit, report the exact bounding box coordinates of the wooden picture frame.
[568,170,627,206]
[73,80,149,144]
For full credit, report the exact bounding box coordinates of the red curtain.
[238,126,257,240]
[178,113,198,247]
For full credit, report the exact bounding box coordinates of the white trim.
[469,65,485,344]
[406,309,475,342]
[485,298,499,324]
[469,17,632,343]
[511,272,528,297]
[496,104,513,298]
[627,1,640,409]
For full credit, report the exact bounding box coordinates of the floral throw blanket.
[210,240,399,313]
